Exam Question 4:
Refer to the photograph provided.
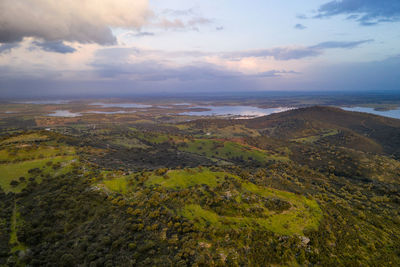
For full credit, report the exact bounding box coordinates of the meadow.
[0,133,77,193]
[102,167,322,235]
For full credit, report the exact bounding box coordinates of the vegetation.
[178,139,288,164]
[146,168,233,189]
[0,105,400,266]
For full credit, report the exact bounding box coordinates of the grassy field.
[103,166,323,236]
[179,139,288,163]
[9,203,26,253]
[103,176,130,194]
[135,167,323,235]
[0,156,76,193]
[0,132,78,193]
[146,168,237,189]
[0,133,49,145]
[181,182,322,235]
[292,129,339,143]
[129,128,173,144]
[201,125,261,138]
[0,145,75,162]
[240,182,322,235]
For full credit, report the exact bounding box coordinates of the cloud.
[188,17,212,26]
[128,32,155,38]
[161,8,196,17]
[294,24,307,30]
[90,54,298,82]
[216,26,224,31]
[0,0,150,45]
[1,54,399,97]
[223,47,321,61]
[222,40,371,60]
[0,38,377,97]
[252,70,300,78]
[94,38,372,64]
[296,14,308,20]
[158,18,186,30]
[154,7,212,31]
[156,17,211,31]
[88,45,301,83]
[91,61,240,81]
[0,43,19,54]
[315,0,400,25]
[303,54,400,91]
[31,41,76,54]
[310,39,373,49]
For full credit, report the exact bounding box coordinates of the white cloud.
[0,0,151,45]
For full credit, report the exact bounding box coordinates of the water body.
[84,110,134,114]
[47,110,81,117]
[18,100,70,104]
[173,103,192,106]
[180,106,293,118]
[341,107,400,119]
[90,102,151,108]
[157,103,192,108]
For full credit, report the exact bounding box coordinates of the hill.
[245,106,400,157]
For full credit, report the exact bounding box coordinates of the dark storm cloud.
[0,43,19,54]
[294,24,307,30]
[31,41,76,54]
[315,0,400,25]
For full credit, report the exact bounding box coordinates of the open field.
[292,129,340,143]
[178,139,288,163]
[0,156,76,193]
[178,172,322,235]
[0,133,77,193]
[102,167,322,235]
[146,168,236,189]
[0,133,49,145]
[9,203,26,253]
[0,145,75,162]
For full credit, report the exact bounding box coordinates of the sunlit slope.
[102,167,322,235]
[0,132,78,193]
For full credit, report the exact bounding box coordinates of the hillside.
[0,106,400,266]
[246,106,400,157]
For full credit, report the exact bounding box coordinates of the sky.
[0,0,399,97]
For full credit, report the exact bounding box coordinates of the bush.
[10,180,19,187]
